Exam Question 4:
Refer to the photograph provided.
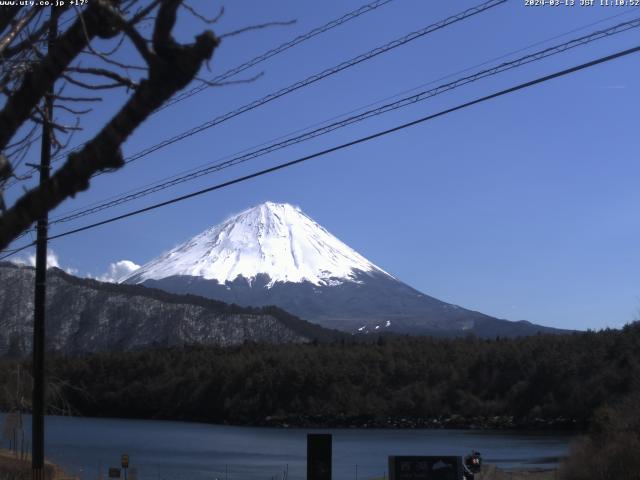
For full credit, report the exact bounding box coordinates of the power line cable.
[2,41,637,260]
[48,7,638,223]
[6,0,503,236]
[5,0,396,187]
[92,0,507,174]
[47,16,640,226]
[159,0,397,111]
[342,6,638,120]
[0,243,33,259]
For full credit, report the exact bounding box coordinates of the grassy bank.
[479,465,556,480]
[0,449,76,480]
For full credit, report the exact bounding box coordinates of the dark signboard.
[389,456,463,480]
[108,467,121,478]
[307,433,332,480]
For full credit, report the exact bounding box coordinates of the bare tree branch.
[0,0,122,152]
[0,8,38,57]
[67,66,138,89]
[51,118,81,156]
[0,1,219,249]
[0,154,11,182]
[182,3,224,25]
[0,7,23,37]
[86,30,126,57]
[54,103,93,116]
[121,21,154,64]
[80,47,147,71]
[5,123,38,153]
[2,11,49,60]
[62,72,134,90]
[128,0,161,25]
[53,94,102,102]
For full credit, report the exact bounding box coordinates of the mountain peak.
[256,201,300,211]
[122,202,391,287]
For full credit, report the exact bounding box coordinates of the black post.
[32,7,56,480]
[307,434,331,480]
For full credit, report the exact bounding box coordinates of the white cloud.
[10,257,28,266]
[11,249,77,275]
[26,251,60,269]
[10,250,138,282]
[97,260,140,283]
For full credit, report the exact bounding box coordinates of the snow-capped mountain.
[123,202,567,338]
[124,202,392,287]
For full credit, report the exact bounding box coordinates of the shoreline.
[0,449,559,480]
[256,413,583,431]
[1,409,583,431]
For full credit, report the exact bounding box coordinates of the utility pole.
[32,7,57,480]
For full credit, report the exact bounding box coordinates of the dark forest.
[2,323,639,429]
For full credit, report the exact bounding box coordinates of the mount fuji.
[122,202,564,337]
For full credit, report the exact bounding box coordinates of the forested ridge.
[0,263,344,357]
[1,323,639,429]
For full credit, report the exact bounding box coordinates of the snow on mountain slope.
[122,202,392,287]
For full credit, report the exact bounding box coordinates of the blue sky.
[6,0,640,331]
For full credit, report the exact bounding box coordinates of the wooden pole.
[32,7,56,480]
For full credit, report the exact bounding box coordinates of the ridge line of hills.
[0,262,343,357]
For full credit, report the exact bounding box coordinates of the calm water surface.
[0,413,575,480]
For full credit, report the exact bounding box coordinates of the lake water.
[0,413,575,480]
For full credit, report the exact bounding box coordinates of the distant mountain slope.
[124,202,568,338]
[0,263,340,357]
[142,271,568,338]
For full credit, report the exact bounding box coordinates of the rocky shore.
[259,413,582,430]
